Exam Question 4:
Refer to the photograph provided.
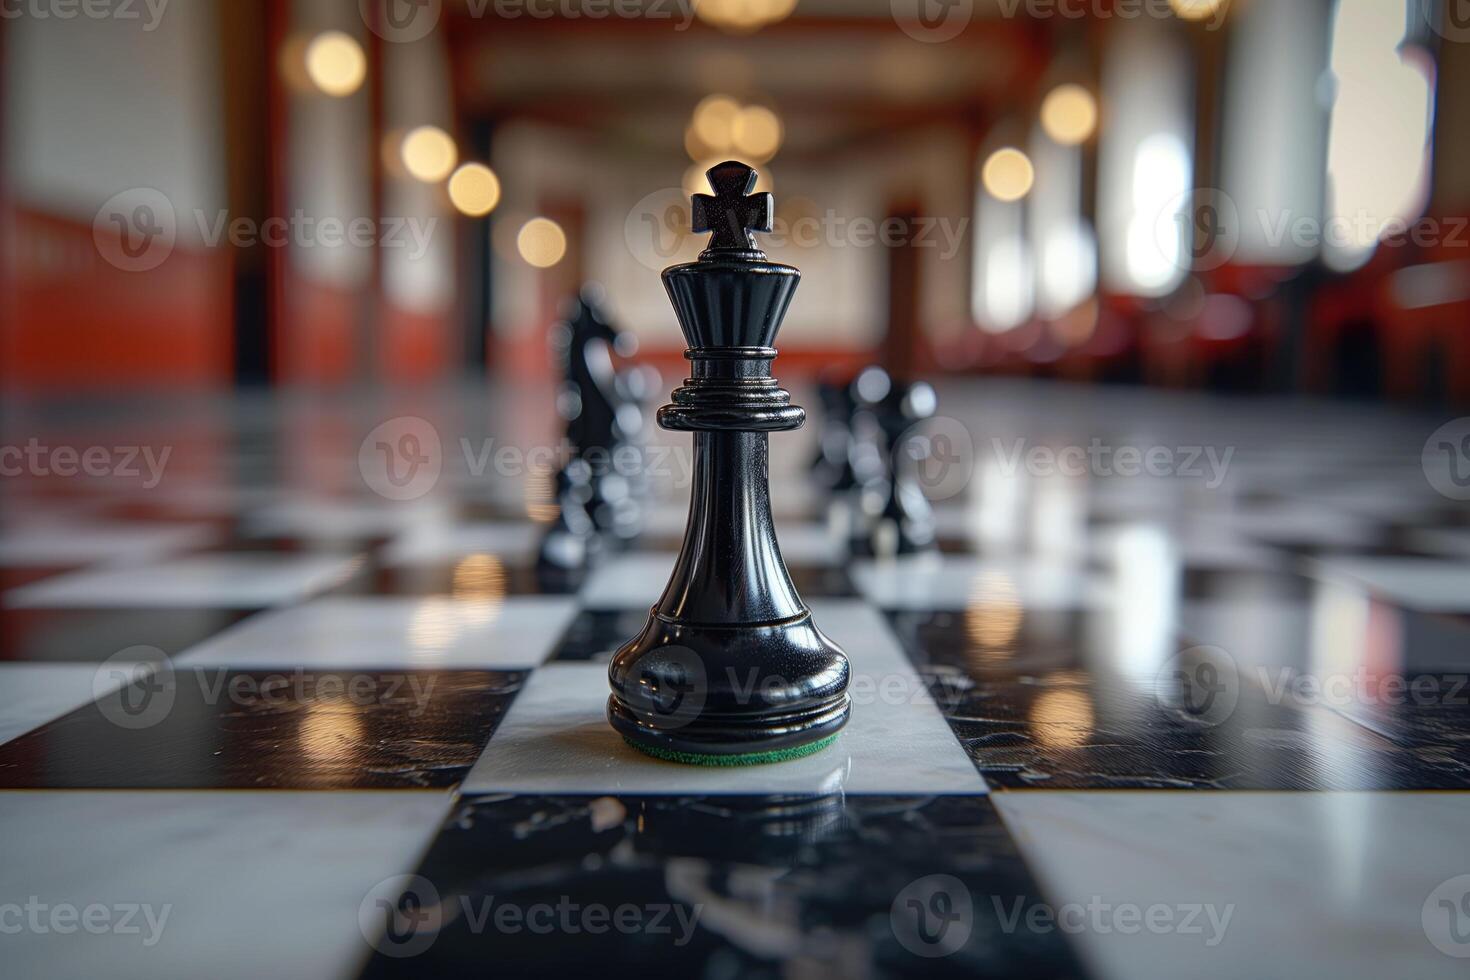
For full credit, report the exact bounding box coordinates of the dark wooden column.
[882,202,923,378]
[219,0,275,386]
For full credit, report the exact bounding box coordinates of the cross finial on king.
[691,160,772,254]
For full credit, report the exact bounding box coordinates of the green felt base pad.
[623,733,840,767]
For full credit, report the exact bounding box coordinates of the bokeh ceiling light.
[732,105,783,162]
[684,124,710,161]
[696,0,798,33]
[1168,0,1225,21]
[401,126,458,183]
[517,217,567,268]
[752,0,800,26]
[982,147,1036,202]
[684,160,717,198]
[1040,84,1099,146]
[304,30,366,97]
[692,95,741,153]
[447,163,502,217]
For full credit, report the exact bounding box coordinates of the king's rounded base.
[607,610,851,763]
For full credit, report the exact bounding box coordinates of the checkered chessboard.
[3,380,1470,979]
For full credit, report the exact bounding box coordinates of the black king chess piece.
[607,161,851,765]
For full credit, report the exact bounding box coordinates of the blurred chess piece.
[847,365,939,558]
[536,458,600,584]
[608,351,659,542]
[811,372,858,494]
[538,284,649,574]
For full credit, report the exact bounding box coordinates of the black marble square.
[897,609,1470,790]
[0,667,524,788]
[1320,669,1470,778]
[547,609,651,662]
[0,607,257,663]
[785,562,857,598]
[357,794,1085,979]
[1399,611,1470,672]
[923,667,1453,790]
[886,608,1098,680]
[336,561,569,597]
